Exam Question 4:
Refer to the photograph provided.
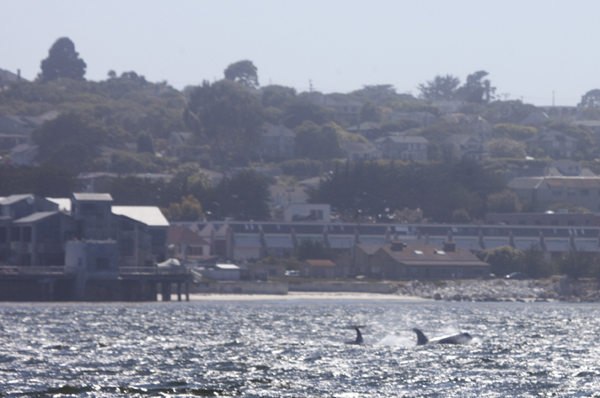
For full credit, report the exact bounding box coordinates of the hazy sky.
[2,0,599,106]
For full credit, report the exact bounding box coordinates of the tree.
[212,170,271,221]
[456,71,495,104]
[32,112,105,171]
[184,79,263,167]
[487,190,522,213]
[165,195,205,221]
[40,37,87,81]
[579,89,600,108]
[488,139,527,159]
[261,85,296,108]
[418,75,460,101]
[282,99,335,129]
[479,245,524,277]
[493,123,537,141]
[294,121,342,160]
[360,100,381,123]
[224,60,259,89]
[137,131,155,154]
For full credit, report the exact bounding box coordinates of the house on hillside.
[341,142,382,161]
[508,176,600,212]
[526,131,578,159]
[444,134,489,162]
[255,124,295,159]
[375,135,428,161]
[346,122,382,140]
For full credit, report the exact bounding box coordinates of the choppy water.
[1,299,600,397]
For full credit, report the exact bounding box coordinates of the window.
[414,250,423,255]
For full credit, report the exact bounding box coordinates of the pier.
[0,266,194,302]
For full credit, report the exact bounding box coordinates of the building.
[299,259,337,278]
[486,212,599,227]
[341,142,382,161]
[0,193,169,267]
[355,241,490,280]
[255,124,296,159]
[508,176,600,212]
[168,225,211,261]
[374,135,428,161]
[284,204,330,222]
[444,134,489,162]
[526,131,578,159]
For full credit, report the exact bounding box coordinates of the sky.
[2,0,599,106]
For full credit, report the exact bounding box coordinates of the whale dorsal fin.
[355,327,363,344]
[413,328,428,345]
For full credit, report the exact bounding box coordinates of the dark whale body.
[413,328,472,345]
[345,327,364,345]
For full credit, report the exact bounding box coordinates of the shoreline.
[182,292,429,302]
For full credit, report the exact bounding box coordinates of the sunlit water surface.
[1,299,600,397]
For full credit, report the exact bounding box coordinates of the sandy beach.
[169,292,428,302]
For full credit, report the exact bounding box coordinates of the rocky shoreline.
[396,276,600,303]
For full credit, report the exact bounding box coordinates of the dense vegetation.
[3,37,600,223]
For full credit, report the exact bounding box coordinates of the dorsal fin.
[355,327,363,344]
[413,328,428,345]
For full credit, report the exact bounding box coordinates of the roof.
[304,259,336,267]
[47,198,71,212]
[215,263,240,270]
[526,131,577,143]
[264,124,295,138]
[13,211,60,224]
[544,177,600,189]
[168,225,209,245]
[380,244,489,267]
[0,194,35,206]
[112,206,169,227]
[341,142,379,154]
[508,177,544,190]
[385,135,429,144]
[72,193,113,202]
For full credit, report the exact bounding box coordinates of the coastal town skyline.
[2,0,599,106]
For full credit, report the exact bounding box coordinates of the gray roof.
[0,194,34,206]
[385,135,428,144]
[342,142,379,154]
[72,193,113,202]
[13,211,60,224]
[526,130,577,143]
[264,124,295,138]
[508,177,545,190]
[112,206,169,227]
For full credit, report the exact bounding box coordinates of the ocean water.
[1,299,600,397]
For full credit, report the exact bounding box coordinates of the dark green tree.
[40,37,87,81]
[360,100,381,123]
[418,75,460,101]
[184,79,263,167]
[283,99,335,129]
[224,60,259,89]
[261,85,296,108]
[212,169,271,221]
[32,113,106,171]
[294,121,342,160]
[137,131,155,154]
[487,189,522,213]
[456,71,495,104]
[579,89,600,108]
[478,245,524,277]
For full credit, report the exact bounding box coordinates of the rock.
[433,293,442,301]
